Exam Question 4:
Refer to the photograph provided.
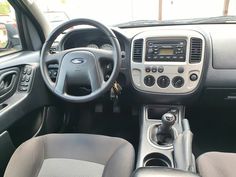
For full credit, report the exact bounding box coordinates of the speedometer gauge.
[87,44,99,49]
[101,44,113,51]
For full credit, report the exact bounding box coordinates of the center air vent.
[133,39,143,62]
[190,38,203,63]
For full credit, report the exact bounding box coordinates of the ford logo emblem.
[71,58,85,64]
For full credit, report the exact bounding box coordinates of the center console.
[134,105,200,177]
[131,29,205,94]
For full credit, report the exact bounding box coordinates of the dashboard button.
[179,56,185,60]
[178,67,184,73]
[159,56,164,59]
[190,73,198,81]
[148,42,153,47]
[152,67,157,73]
[158,66,164,73]
[173,56,177,59]
[147,55,152,60]
[148,48,153,54]
[144,75,155,87]
[145,67,151,73]
[157,76,170,88]
[153,55,158,60]
[166,56,171,59]
[172,76,184,88]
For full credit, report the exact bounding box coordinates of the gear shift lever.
[156,113,176,145]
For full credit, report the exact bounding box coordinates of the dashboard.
[131,29,205,94]
[49,24,236,104]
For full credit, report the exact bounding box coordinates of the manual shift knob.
[156,113,176,145]
[161,113,176,130]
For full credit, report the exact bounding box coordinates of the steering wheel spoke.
[54,69,67,95]
[89,65,104,92]
[45,52,64,64]
[89,48,114,62]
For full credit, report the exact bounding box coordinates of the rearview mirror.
[0,23,9,49]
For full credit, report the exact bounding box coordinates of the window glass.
[35,0,236,29]
[0,0,22,57]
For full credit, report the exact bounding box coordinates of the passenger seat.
[197,152,236,177]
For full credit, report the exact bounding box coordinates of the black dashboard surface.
[51,24,236,103]
[60,28,126,51]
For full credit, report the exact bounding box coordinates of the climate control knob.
[172,76,184,88]
[144,75,155,87]
[157,76,170,88]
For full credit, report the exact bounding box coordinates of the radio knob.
[144,75,155,87]
[157,76,170,88]
[172,76,184,88]
[190,73,198,81]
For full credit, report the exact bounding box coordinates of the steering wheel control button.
[152,66,157,73]
[145,67,151,73]
[158,66,164,73]
[178,67,184,73]
[157,76,170,88]
[144,75,155,87]
[172,76,184,88]
[190,73,198,81]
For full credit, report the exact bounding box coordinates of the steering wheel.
[40,19,121,103]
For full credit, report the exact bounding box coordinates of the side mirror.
[0,23,9,50]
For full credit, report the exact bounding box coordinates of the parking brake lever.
[173,119,196,172]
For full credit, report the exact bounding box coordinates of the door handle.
[0,71,17,96]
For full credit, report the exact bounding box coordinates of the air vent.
[190,38,203,63]
[133,39,144,62]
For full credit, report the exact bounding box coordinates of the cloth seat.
[4,134,135,177]
[197,152,236,177]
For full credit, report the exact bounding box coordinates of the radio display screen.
[159,48,174,55]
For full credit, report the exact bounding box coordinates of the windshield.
[35,0,236,28]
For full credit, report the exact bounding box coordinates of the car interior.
[1,0,236,177]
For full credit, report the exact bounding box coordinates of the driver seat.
[4,134,135,177]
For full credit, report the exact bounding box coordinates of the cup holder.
[144,153,171,167]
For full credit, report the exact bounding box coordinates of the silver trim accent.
[131,29,205,94]
[147,124,178,150]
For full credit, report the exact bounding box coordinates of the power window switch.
[19,87,27,92]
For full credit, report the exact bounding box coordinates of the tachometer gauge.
[101,44,113,51]
[87,44,99,49]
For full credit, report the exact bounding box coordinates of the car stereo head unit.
[146,39,187,62]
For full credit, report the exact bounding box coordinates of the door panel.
[0,51,57,176]
[0,51,52,133]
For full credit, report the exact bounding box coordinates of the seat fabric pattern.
[4,134,135,177]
